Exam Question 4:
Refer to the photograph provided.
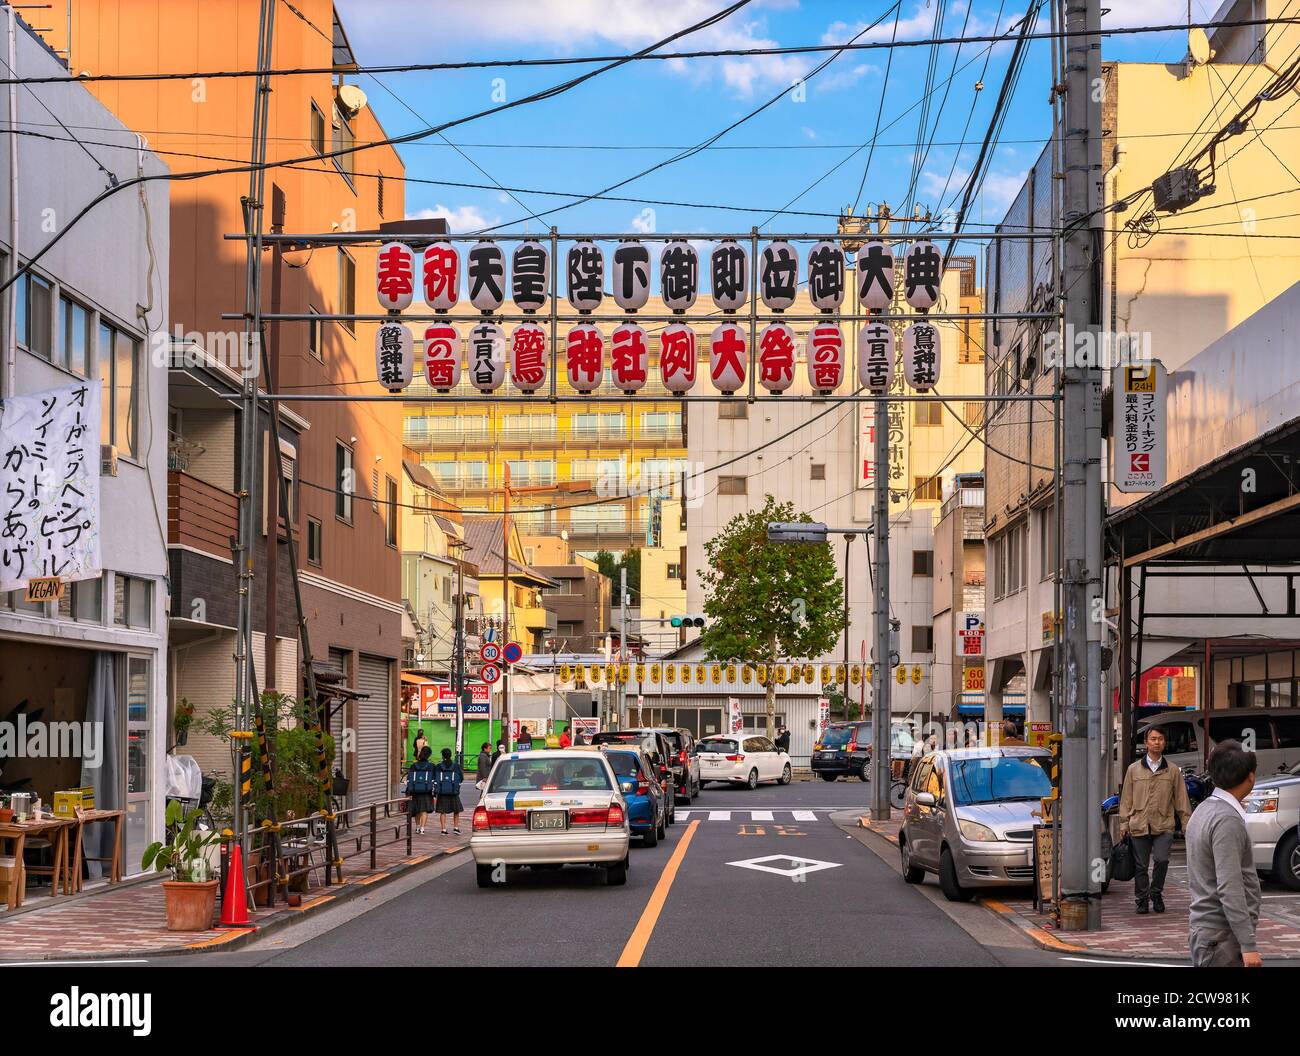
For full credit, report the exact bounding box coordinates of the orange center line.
[616,819,699,968]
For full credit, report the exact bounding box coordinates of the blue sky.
[333,0,1227,242]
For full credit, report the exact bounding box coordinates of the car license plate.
[529,810,567,831]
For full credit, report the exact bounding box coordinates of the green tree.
[594,548,641,606]
[698,496,842,737]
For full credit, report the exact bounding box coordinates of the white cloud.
[813,62,880,93]
[919,163,1028,218]
[801,125,817,140]
[409,203,501,233]
[629,208,658,234]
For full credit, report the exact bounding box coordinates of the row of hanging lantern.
[373,236,944,396]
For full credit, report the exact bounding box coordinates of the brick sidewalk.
[858,814,1300,960]
[0,823,469,961]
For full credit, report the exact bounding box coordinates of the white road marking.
[0,959,150,966]
[673,809,835,822]
[727,854,843,880]
[708,810,732,821]
[1058,956,1187,967]
[750,810,774,821]
[792,810,818,821]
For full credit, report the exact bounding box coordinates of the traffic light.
[670,615,706,629]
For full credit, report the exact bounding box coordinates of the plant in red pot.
[142,800,221,931]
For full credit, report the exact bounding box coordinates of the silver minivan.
[1133,708,1300,776]
[899,747,1054,902]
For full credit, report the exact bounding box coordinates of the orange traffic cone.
[217,840,256,929]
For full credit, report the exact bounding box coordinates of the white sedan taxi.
[471,749,631,887]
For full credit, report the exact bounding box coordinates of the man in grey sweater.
[1185,740,1262,968]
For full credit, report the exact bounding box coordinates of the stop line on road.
[676,809,827,822]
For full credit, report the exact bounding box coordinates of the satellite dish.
[337,83,368,117]
[1188,27,1211,66]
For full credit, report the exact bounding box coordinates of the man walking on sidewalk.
[1186,740,1262,967]
[1118,726,1191,914]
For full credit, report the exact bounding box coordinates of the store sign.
[962,666,986,693]
[728,696,742,735]
[817,696,830,733]
[957,612,985,657]
[0,382,101,594]
[1113,361,1167,492]
[418,683,492,717]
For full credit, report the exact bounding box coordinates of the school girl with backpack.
[405,745,437,834]
[433,747,465,835]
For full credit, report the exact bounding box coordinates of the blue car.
[602,746,668,847]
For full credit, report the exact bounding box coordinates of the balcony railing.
[168,470,239,560]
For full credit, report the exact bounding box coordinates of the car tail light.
[475,807,526,830]
[637,781,649,796]
[472,806,488,831]
[725,754,743,762]
[678,750,687,764]
[570,808,610,826]
[608,803,625,826]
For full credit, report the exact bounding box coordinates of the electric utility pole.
[1059,0,1105,930]
[619,565,628,729]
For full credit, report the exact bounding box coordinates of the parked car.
[627,726,700,802]
[470,749,630,887]
[812,721,873,781]
[1133,707,1300,776]
[599,746,669,847]
[899,746,1053,902]
[591,729,677,822]
[1245,760,1300,890]
[697,734,792,789]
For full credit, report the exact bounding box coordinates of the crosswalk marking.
[750,810,774,821]
[675,809,834,823]
[792,810,817,822]
[708,810,732,821]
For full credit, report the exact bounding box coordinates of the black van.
[811,720,873,781]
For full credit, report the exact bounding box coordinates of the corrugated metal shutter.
[355,654,392,805]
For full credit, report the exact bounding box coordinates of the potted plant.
[173,697,195,747]
[143,799,222,931]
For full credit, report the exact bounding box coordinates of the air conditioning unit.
[101,444,118,477]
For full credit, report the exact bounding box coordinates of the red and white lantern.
[467,320,506,393]
[510,322,548,394]
[708,321,747,395]
[757,322,796,393]
[565,323,604,393]
[805,322,845,394]
[857,320,895,394]
[610,322,649,393]
[422,241,460,311]
[659,323,697,394]
[375,320,413,392]
[376,242,415,311]
[423,323,461,391]
[903,320,941,391]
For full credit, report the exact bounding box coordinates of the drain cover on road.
[726,854,843,880]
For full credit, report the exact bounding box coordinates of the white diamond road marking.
[726,854,843,881]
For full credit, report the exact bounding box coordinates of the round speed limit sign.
[480,642,502,664]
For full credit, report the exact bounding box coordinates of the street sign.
[503,641,523,665]
[1113,360,1167,492]
[480,663,502,685]
[957,612,985,657]
[480,642,502,664]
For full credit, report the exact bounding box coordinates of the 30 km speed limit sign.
[480,642,502,664]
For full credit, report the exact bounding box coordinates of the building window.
[719,402,747,420]
[308,305,322,359]
[718,475,747,496]
[60,295,91,376]
[913,400,943,426]
[17,270,53,359]
[994,521,1027,599]
[338,250,356,333]
[307,517,322,564]
[912,550,934,576]
[113,574,152,630]
[912,474,942,502]
[99,322,140,459]
[385,474,398,547]
[331,101,355,180]
[963,401,984,428]
[336,442,354,522]
[310,101,326,154]
[911,625,934,652]
[666,562,681,580]
[1039,504,1057,580]
[810,463,826,481]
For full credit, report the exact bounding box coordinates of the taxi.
[471,748,631,887]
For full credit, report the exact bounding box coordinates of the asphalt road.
[121,778,1100,968]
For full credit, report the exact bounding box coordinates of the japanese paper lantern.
[710,240,748,312]
[610,322,649,393]
[903,320,941,391]
[856,239,895,311]
[708,321,747,395]
[565,323,604,393]
[566,240,604,312]
[466,240,506,312]
[807,240,845,312]
[659,322,697,394]
[423,323,461,392]
[759,239,798,311]
[509,321,548,393]
[612,239,651,311]
[422,240,459,312]
[660,240,698,312]
[903,239,942,310]
[374,320,413,392]
[512,239,550,313]
[805,322,845,395]
[375,241,415,311]
[857,320,895,394]
[466,320,506,393]
[757,322,796,393]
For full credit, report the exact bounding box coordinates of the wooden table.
[0,816,74,908]
[69,809,125,892]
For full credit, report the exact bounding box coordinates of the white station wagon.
[696,734,793,789]
[471,749,631,887]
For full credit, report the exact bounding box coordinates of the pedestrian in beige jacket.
[1119,726,1192,914]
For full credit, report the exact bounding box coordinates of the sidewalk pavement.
[0,822,469,961]
[858,814,1300,960]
